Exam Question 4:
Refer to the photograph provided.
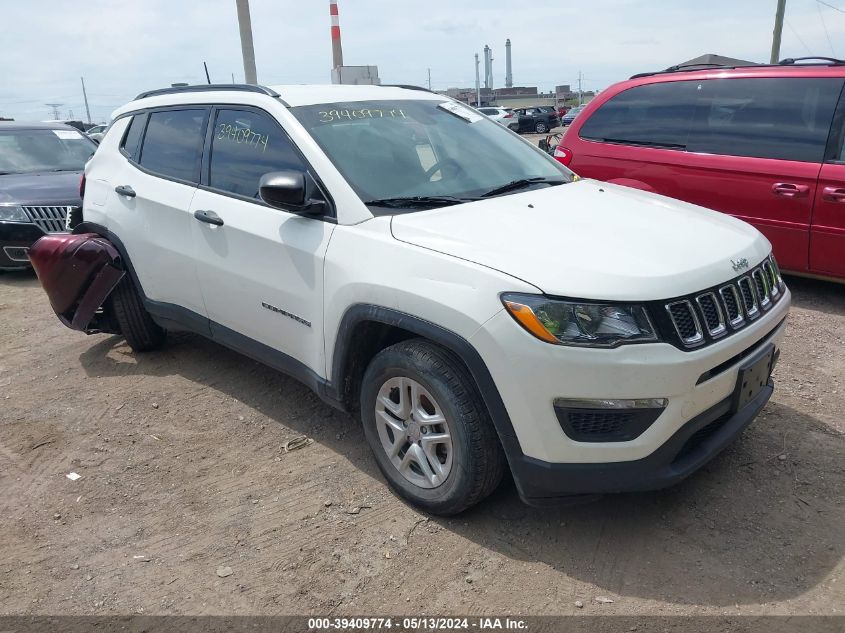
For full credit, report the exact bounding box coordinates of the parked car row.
[478,105,561,133]
[553,57,845,281]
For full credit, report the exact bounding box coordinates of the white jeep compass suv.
[29,83,790,514]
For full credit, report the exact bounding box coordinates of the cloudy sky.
[2,0,843,122]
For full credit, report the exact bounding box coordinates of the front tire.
[108,275,166,352]
[360,340,505,515]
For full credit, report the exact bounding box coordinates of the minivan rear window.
[581,77,844,163]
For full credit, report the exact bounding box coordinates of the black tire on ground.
[360,339,506,515]
[108,275,166,352]
[535,121,548,134]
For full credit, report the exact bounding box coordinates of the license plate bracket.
[732,344,776,412]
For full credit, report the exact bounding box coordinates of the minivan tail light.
[504,113,513,118]
[79,173,86,199]
[554,146,573,167]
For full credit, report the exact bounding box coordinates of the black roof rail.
[134,84,281,100]
[632,56,845,80]
[381,84,437,94]
[779,56,845,65]
[630,63,757,79]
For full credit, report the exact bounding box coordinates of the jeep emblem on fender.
[731,258,749,272]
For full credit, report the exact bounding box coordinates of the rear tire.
[360,340,505,515]
[535,121,548,134]
[108,275,166,352]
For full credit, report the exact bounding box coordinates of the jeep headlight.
[502,293,658,347]
[0,205,29,222]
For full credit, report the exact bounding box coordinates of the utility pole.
[770,0,787,64]
[474,53,481,106]
[427,68,432,91]
[235,0,258,84]
[80,77,92,124]
[578,71,583,106]
[45,103,63,120]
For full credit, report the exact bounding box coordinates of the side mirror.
[259,170,326,215]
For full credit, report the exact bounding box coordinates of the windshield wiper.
[45,168,81,172]
[481,177,565,198]
[363,195,480,209]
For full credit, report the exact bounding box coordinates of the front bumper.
[505,378,771,505]
[0,221,45,269]
[469,289,790,504]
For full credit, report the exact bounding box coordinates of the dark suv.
[555,58,845,281]
[0,122,96,269]
[513,107,559,134]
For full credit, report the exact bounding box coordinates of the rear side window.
[208,108,307,199]
[581,77,844,162]
[120,114,146,159]
[139,109,207,182]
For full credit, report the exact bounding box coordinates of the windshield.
[0,128,97,174]
[291,99,572,211]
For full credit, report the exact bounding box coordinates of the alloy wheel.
[374,376,453,489]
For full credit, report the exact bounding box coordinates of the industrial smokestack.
[505,39,513,88]
[483,45,494,89]
[329,0,344,69]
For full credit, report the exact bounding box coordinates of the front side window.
[0,128,97,175]
[579,81,698,149]
[139,109,207,182]
[291,99,570,211]
[209,108,307,199]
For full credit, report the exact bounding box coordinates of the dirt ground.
[0,269,842,617]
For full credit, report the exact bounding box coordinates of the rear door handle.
[114,185,136,198]
[193,209,224,226]
[822,186,845,203]
[772,183,810,198]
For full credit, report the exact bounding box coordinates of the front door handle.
[114,185,136,198]
[194,209,224,226]
[772,182,810,198]
[822,186,845,203]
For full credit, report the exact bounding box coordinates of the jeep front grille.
[22,206,75,233]
[662,255,785,349]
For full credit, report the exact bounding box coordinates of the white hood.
[390,179,772,301]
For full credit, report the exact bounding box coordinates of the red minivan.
[555,59,845,281]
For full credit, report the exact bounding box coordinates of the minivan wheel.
[108,275,166,352]
[535,121,548,133]
[360,340,505,515]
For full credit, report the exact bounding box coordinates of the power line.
[816,0,845,13]
[816,0,838,56]
[786,19,813,54]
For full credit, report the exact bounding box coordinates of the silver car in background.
[477,107,519,130]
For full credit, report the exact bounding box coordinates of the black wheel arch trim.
[329,304,519,441]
